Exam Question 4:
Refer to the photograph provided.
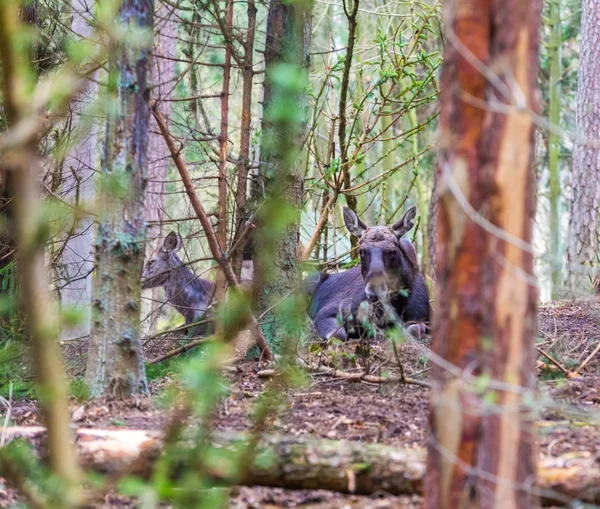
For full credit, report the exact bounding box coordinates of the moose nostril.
[365,286,379,302]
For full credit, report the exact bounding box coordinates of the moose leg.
[314,315,348,342]
[184,309,214,338]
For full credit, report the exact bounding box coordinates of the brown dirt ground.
[2,300,600,508]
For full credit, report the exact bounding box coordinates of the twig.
[313,365,430,388]
[535,347,571,377]
[391,336,406,383]
[570,341,600,378]
[302,191,337,260]
[259,365,430,388]
[142,317,213,346]
[150,338,212,364]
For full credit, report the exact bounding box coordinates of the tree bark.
[4,426,600,506]
[214,0,234,301]
[564,0,600,296]
[86,0,154,398]
[427,1,541,508]
[230,0,257,278]
[57,0,97,342]
[252,0,312,352]
[547,0,562,299]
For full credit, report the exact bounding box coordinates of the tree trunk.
[252,0,311,352]
[86,0,154,398]
[214,0,234,301]
[57,0,97,342]
[426,161,439,282]
[142,1,177,336]
[548,0,562,299]
[4,426,600,506]
[564,0,600,296]
[339,0,359,250]
[427,2,541,508]
[230,0,257,278]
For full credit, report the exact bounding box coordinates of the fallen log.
[2,427,599,505]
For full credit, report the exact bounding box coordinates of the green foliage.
[96,171,132,201]
[145,359,177,383]
[0,440,70,507]
[69,379,91,403]
[0,262,32,400]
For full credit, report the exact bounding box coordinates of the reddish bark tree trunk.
[214,0,234,301]
[230,0,257,278]
[426,1,541,508]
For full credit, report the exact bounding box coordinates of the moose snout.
[365,274,389,302]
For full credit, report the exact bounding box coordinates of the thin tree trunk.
[426,161,439,282]
[426,1,541,508]
[548,0,562,299]
[565,0,600,296]
[252,0,312,351]
[58,0,97,342]
[230,0,257,278]
[86,0,154,399]
[339,0,359,249]
[215,0,234,300]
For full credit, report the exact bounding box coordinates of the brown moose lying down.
[305,206,430,340]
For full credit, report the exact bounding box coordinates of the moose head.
[342,206,418,304]
[141,231,183,290]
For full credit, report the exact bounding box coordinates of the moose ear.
[392,206,417,239]
[162,231,183,253]
[342,207,368,238]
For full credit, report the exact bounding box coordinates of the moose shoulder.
[307,206,430,340]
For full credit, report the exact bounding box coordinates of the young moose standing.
[142,232,215,328]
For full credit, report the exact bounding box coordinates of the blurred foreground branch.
[0,2,81,506]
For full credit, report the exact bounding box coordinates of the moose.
[307,206,430,340]
[142,231,215,328]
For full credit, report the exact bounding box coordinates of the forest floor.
[2,299,600,508]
